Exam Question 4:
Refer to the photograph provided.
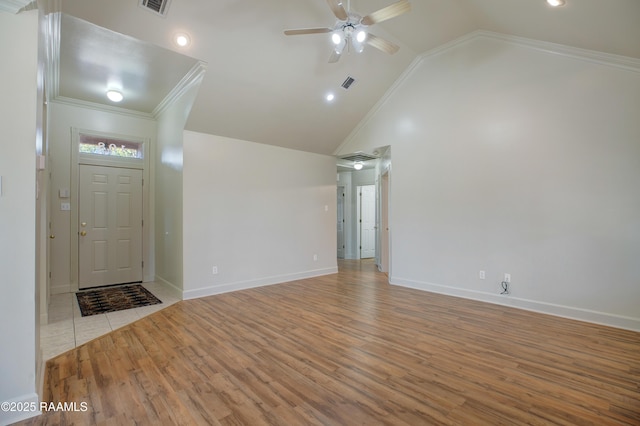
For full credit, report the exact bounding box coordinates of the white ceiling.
[53,0,640,155]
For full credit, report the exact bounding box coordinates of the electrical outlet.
[479,270,486,280]
[212,266,218,275]
[504,273,511,283]
[313,254,318,261]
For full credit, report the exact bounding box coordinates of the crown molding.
[51,96,156,120]
[152,60,207,118]
[43,9,206,122]
[473,30,640,74]
[337,30,640,155]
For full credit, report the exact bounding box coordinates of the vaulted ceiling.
[51,0,640,155]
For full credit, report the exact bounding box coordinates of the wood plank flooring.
[20,260,640,425]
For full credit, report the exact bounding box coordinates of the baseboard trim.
[152,275,183,300]
[391,277,640,332]
[0,393,40,426]
[183,267,339,300]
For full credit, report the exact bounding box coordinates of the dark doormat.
[76,284,162,317]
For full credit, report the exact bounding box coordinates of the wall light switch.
[59,188,70,198]
[479,270,486,280]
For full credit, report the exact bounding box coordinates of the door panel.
[79,165,142,288]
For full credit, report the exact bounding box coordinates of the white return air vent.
[139,0,171,17]
[341,76,356,90]
[339,152,378,162]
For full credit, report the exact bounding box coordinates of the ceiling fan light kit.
[284,0,411,63]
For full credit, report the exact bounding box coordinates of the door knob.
[49,235,55,239]
[80,231,87,236]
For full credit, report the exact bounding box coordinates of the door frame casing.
[69,127,151,292]
[379,169,390,274]
[337,185,345,259]
[356,184,376,259]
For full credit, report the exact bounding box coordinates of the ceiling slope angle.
[56,0,640,156]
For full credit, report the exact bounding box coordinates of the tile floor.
[41,281,181,360]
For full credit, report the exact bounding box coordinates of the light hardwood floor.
[19,260,640,425]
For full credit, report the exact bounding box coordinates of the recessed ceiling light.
[326,93,335,102]
[106,90,123,102]
[175,33,191,47]
[546,0,565,6]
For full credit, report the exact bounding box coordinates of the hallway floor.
[40,281,180,360]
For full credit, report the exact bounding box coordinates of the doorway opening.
[336,148,390,271]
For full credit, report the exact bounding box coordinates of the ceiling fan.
[284,0,411,63]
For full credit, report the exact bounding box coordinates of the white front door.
[359,185,376,259]
[78,165,143,289]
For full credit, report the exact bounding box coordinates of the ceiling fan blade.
[366,33,400,55]
[361,0,411,26]
[284,27,333,36]
[326,0,348,21]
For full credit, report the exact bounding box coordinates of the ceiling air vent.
[341,76,356,90]
[139,0,171,17]
[340,152,378,162]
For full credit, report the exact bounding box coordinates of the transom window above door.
[79,134,143,159]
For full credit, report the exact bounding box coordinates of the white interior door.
[78,165,143,289]
[337,186,345,259]
[359,185,376,259]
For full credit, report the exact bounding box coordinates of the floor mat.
[76,284,162,317]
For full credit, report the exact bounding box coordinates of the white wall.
[154,76,203,292]
[338,33,640,330]
[48,103,157,293]
[0,10,40,425]
[183,132,337,298]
